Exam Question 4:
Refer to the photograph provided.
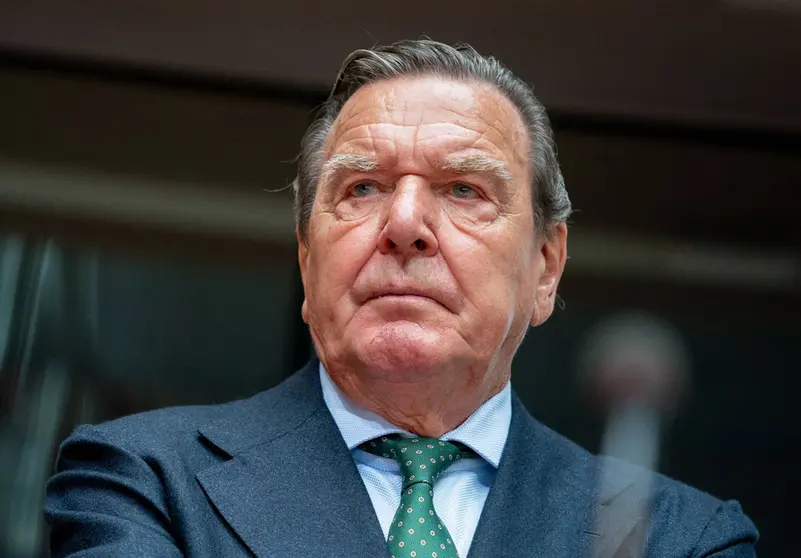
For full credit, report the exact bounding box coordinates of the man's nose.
[377,177,439,258]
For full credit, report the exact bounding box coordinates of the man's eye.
[351,182,375,197]
[450,183,477,199]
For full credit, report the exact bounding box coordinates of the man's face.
[299,76,565,385]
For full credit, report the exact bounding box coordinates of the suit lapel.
[195,361,389,558]
[467,394,598,558]
[193,364,629,557]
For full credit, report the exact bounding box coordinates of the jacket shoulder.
[61,392,259,471]
[594,453,758,555]
[69,373,292,454]
[66,362,321,459]
[526,418,757,555]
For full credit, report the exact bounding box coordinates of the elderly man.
[45,40,757,557]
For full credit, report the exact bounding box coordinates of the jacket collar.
[196,358,324,456]
[467,393,604,558]
[195,360,636,557]
[195,359,390,557]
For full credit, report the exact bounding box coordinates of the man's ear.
[531,223,568,327]
[297,227,310,324]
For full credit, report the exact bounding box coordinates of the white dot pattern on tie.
[360,436,473,558]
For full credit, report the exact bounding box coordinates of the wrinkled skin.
[298,76,567,436]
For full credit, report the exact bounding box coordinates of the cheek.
[306,223,377,313]
[443,226,536,317]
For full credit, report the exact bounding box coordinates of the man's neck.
[323,363,510,437]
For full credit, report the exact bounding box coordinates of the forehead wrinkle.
[325,90,390,156]
[325,80,529,182]
[413,114,524,170]
[404,79,527,165]
[415,131,507,177]
[473,85,531,167]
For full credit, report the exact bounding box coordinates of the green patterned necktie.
[360,435,474,558]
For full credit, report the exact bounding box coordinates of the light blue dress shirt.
[319,365,512,558]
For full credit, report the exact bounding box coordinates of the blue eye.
[352,182,375,197]
[451,183,477,199]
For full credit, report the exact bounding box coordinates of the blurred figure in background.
[581,313,691,557]
[43,40,757,557]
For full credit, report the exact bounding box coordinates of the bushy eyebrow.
[319,152,513,188]
[319,154,380,186]
[440,153,512,185]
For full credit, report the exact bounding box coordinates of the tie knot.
[360,435,472,488]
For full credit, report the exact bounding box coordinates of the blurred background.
[1,1,799,556]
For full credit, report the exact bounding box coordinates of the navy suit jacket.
[45,360,758,557]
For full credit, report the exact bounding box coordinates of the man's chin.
[349,323,457,376]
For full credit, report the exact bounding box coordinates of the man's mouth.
[366,286,449,310]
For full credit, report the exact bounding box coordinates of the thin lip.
[365,286,450,310]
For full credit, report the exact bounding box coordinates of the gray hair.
[292,39,572,241]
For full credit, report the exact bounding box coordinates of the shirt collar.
[319,364,511,468]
